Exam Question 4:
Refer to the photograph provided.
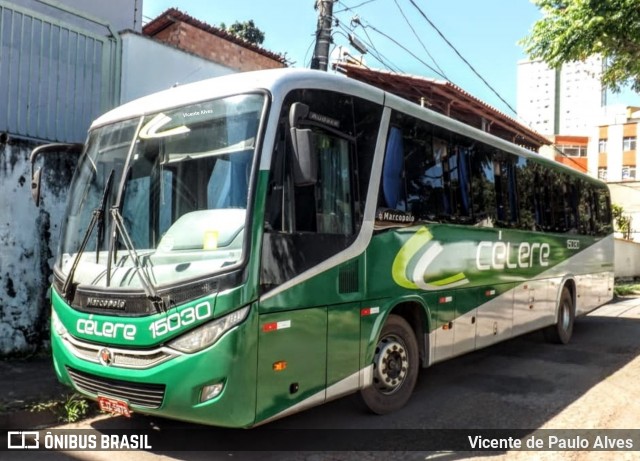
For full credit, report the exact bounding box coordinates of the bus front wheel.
[361,314,419,415]
[544,287,574,344]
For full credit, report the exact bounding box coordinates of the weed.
[614,284,640,297]
[28,393,90,423]
[62,393,90,423]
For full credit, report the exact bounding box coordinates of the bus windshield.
[56,93,265,292]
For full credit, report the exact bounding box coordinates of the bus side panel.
[512,278,555,337]
[327,302,362,399]
[255,307,327,422]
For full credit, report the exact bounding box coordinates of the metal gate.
[0,0,120,143]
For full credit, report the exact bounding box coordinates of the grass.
[614,281,640,297]
[27,392,92,423]
[614,284,640,297]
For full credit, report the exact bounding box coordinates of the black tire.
[360,314,419,415]
[544,287,574,344]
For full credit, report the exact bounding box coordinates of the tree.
[521,0,640,92]
[612,203,632,239]
[223,20,265,45]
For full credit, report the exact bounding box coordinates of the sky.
[141,0,640,117]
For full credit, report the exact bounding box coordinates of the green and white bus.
[32,69,614,427]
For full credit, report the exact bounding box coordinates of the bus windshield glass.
[56,93,265,291]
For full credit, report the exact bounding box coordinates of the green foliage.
[62,393,90,423]
[28,393,90,423]
[614,283,640,296]
[224,20,265,45]
[612,203,632,239]
[521,0,640,92]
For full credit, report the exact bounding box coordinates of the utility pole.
[311,0,334,71]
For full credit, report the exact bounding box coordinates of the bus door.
[258,89,381,421]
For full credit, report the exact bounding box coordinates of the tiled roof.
[336,62,550,150]
[143,8,286,64]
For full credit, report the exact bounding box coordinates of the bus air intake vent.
[339,260,359,294]
[66,367,165,408]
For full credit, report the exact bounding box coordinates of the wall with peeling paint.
[0,139,76,355]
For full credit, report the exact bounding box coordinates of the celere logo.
[392,227,554,291]
[77,317,136,341]
[475,240,550,271]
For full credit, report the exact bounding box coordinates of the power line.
[334,0,379,14]
[335,1,434,76]
[407,0,518,115]
[334,19,405,73]
[393,0,449,81]
[355,18,449,80]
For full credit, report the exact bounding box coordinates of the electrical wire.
[303,35,318,68]
[337,0,601,181]
[393,0,449,81]
[334,0,380,14]
[354,19,449,80]
[407,0,518,115]
[334,20,405,73]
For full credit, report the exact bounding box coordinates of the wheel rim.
[561,299,571,332]
[372,335,409,395]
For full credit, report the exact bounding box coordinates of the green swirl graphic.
[391,226,468,290]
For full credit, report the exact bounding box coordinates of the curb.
[0,408,61,430]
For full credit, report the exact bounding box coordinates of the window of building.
[598,139,607,153]
[623,136,637,151]
[559,145,587,157]
[622,166,636,180]
[598,167,607,181]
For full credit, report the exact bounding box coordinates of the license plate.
[98,396,132,417]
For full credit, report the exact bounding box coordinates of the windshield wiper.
[62,170,114,302]
[110,207,166,313]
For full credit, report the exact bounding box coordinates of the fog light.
[200,382,224,402]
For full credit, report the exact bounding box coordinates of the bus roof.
[90,68,605,188]
[91,68,386,129]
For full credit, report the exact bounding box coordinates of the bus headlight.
[168,306,250,353]
[51,309,67,336]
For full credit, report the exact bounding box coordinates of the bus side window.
[578,180,596,235]
[520,162,536,230]
[381,111,452,223]
[381,126,405,210]
[595,187,613,235]
[469,144,496,227]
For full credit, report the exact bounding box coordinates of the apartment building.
[517,57,604,136]
[591,107,640,182]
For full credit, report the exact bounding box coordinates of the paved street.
[7,297,640,460]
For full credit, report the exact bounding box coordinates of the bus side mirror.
[30,143,83,207]
[289,103,317,186]
[31,167,43,207]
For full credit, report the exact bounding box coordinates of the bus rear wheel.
[544,287,574,344]
[361,314,418,415]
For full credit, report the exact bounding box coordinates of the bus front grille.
[66,367,165,408]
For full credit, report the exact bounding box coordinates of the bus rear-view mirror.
[30,143,83,207]
[289,102,317,186]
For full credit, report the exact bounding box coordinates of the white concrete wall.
[120,33,235,105]
[615,238,640,279]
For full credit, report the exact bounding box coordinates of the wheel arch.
[557,276,577,314]
[387,296,431,368]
